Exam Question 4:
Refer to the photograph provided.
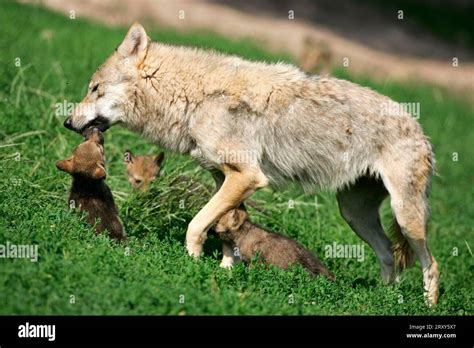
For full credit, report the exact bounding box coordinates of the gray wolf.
[215,207,335,280]
[63,23,439,304]
[56,128,127,241]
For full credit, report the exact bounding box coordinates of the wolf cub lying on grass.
[215,207,334,279]
[56,128,126,241]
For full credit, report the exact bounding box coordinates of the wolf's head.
[64,23,149,135]
[56,128,107,180]
[214,207,249,242]
[123,150,165,190]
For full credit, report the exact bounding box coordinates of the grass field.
[0,1,472,315]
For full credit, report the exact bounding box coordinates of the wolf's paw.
[186,243,202,258]
[185,233,204,258]
[424,290,438,307]
[423,262,440,306]
[380,265,398,285]
[219,259,234,269]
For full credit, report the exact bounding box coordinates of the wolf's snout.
[64,117,74,131]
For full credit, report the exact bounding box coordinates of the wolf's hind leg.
[379,145,439,305]
[382,178,439,305]
[336,176,396,283]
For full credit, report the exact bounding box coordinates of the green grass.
[0,1,472,315]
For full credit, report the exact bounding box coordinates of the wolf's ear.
[124,150,134,164]
[92,163,107,180]
[56,158,73,174]
[118,23,148,59]
[154,152,165,166]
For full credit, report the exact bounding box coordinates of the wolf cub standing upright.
[215,207,334,279]
[56,128,126,241]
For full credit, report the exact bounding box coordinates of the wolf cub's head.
[56,128,106,180]
[63,23,150,136]
[214,207,248,241]
[123,150,164,191]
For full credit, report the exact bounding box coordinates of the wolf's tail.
[300,250,335,280]
[389,218,415,271]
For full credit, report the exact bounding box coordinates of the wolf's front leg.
[210,171,238,267]
[186,166,268,257]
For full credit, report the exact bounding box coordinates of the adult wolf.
[64,23,439,304]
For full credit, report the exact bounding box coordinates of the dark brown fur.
[215,208,334,279]
[56,129,126,241]
[68,175,126,241]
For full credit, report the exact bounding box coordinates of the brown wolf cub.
[123,150,164,191]
[122,150,210,195]
[56,128,126,241]
[215,207,334,279]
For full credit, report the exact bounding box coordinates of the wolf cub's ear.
[230,208,247,230]
[124,150,134,164]
[56,158,74,174]
[118,22,148,59]
[91,163,107,180]
[155,152,165,166]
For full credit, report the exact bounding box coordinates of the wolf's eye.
[91,84,99,93]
